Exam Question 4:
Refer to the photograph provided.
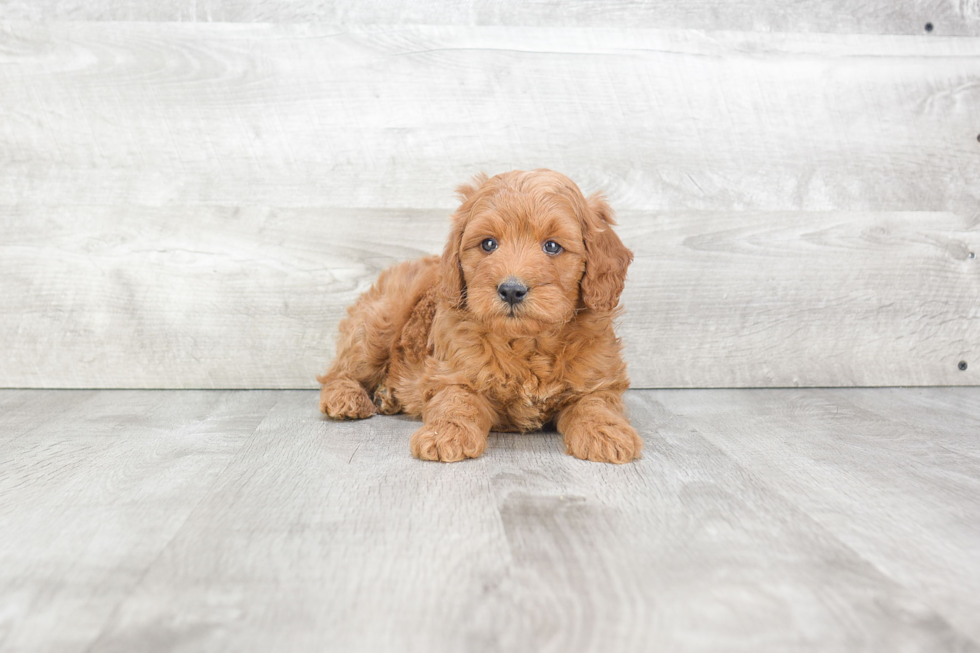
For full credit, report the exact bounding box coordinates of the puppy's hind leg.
[319,257,439,420]
[318,374,377,420]
[318,288,395,420]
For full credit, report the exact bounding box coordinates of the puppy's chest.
[485,347,568,426]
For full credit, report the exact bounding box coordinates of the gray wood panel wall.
[3,0,980,35]
[1,5,978,389]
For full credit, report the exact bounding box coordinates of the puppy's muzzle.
[497,278,528,306]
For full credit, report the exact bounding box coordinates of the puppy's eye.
[543,240,563,255]
[481,238,498,252]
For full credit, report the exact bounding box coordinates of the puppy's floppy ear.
[440,211,467,308]
[440,173,488,308]
[580,192,633,312]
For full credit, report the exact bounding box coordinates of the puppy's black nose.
[497,279,528,306]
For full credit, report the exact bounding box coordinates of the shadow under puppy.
[318,169,641,464]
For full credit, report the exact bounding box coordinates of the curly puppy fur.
[318,169,641,464]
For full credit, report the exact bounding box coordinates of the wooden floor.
[1,388,979,652]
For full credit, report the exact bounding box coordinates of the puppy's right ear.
[454,172,488,203]
[440,211,467,309]
[440,173,487,308]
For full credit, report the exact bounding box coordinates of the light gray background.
[1,2,978,388]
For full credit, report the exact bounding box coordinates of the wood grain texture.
[2,22,979,389]
[0,390,279,653]
[1,23,979,214]
[2,206,977,389]
[0,205,448,389]
[1,0,978,35]
[649,388,980,642]
[623,210,980,387]
[2,388,979,651]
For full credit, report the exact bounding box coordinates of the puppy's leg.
[318,374,377,420]
[318,298,391,421]
[410,387,493,462]
[557,391,643,464]
[319,256,441,420]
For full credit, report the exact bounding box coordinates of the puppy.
[318,169,641,463]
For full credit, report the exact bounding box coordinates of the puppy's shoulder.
[555,309,629,388]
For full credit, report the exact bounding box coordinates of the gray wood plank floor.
[1,389,978,652]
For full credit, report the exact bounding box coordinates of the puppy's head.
[440,169,633,333]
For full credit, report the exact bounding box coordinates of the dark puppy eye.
[543,240,563,255]
[481,238,498,252]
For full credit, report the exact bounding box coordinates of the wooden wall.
[1,3,978,389]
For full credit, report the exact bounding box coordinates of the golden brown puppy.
[318,169,641,463]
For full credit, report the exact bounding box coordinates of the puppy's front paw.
[319,378,377,420]
[564,415,642,464]
[410,421,486,462]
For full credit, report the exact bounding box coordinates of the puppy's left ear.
[581,193,633,312]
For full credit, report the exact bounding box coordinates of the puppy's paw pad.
[410,423,486,462]
[319,380,377,420]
